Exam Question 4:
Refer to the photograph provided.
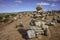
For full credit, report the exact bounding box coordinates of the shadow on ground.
[17,28,29,40]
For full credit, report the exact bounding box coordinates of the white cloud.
[48,0,59,1]
[51,4,56,7]
[15,0,22,3]
[37,2,50,6]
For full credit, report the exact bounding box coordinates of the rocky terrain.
[0,14,60,40]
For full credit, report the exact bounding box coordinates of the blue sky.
[0,0,60,13]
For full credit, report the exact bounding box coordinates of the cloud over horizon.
[37,2,57,7]
[37,2,50,6]
[48,0,60,1]
[0,0,22,8]
[14,0,22,3]
[51,3,56,7]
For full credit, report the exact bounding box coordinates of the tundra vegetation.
[0,14,17,23]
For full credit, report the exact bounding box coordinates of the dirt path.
[0,16,31,40]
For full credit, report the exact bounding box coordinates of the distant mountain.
[0,10,60,14]
[0,11,36,14]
